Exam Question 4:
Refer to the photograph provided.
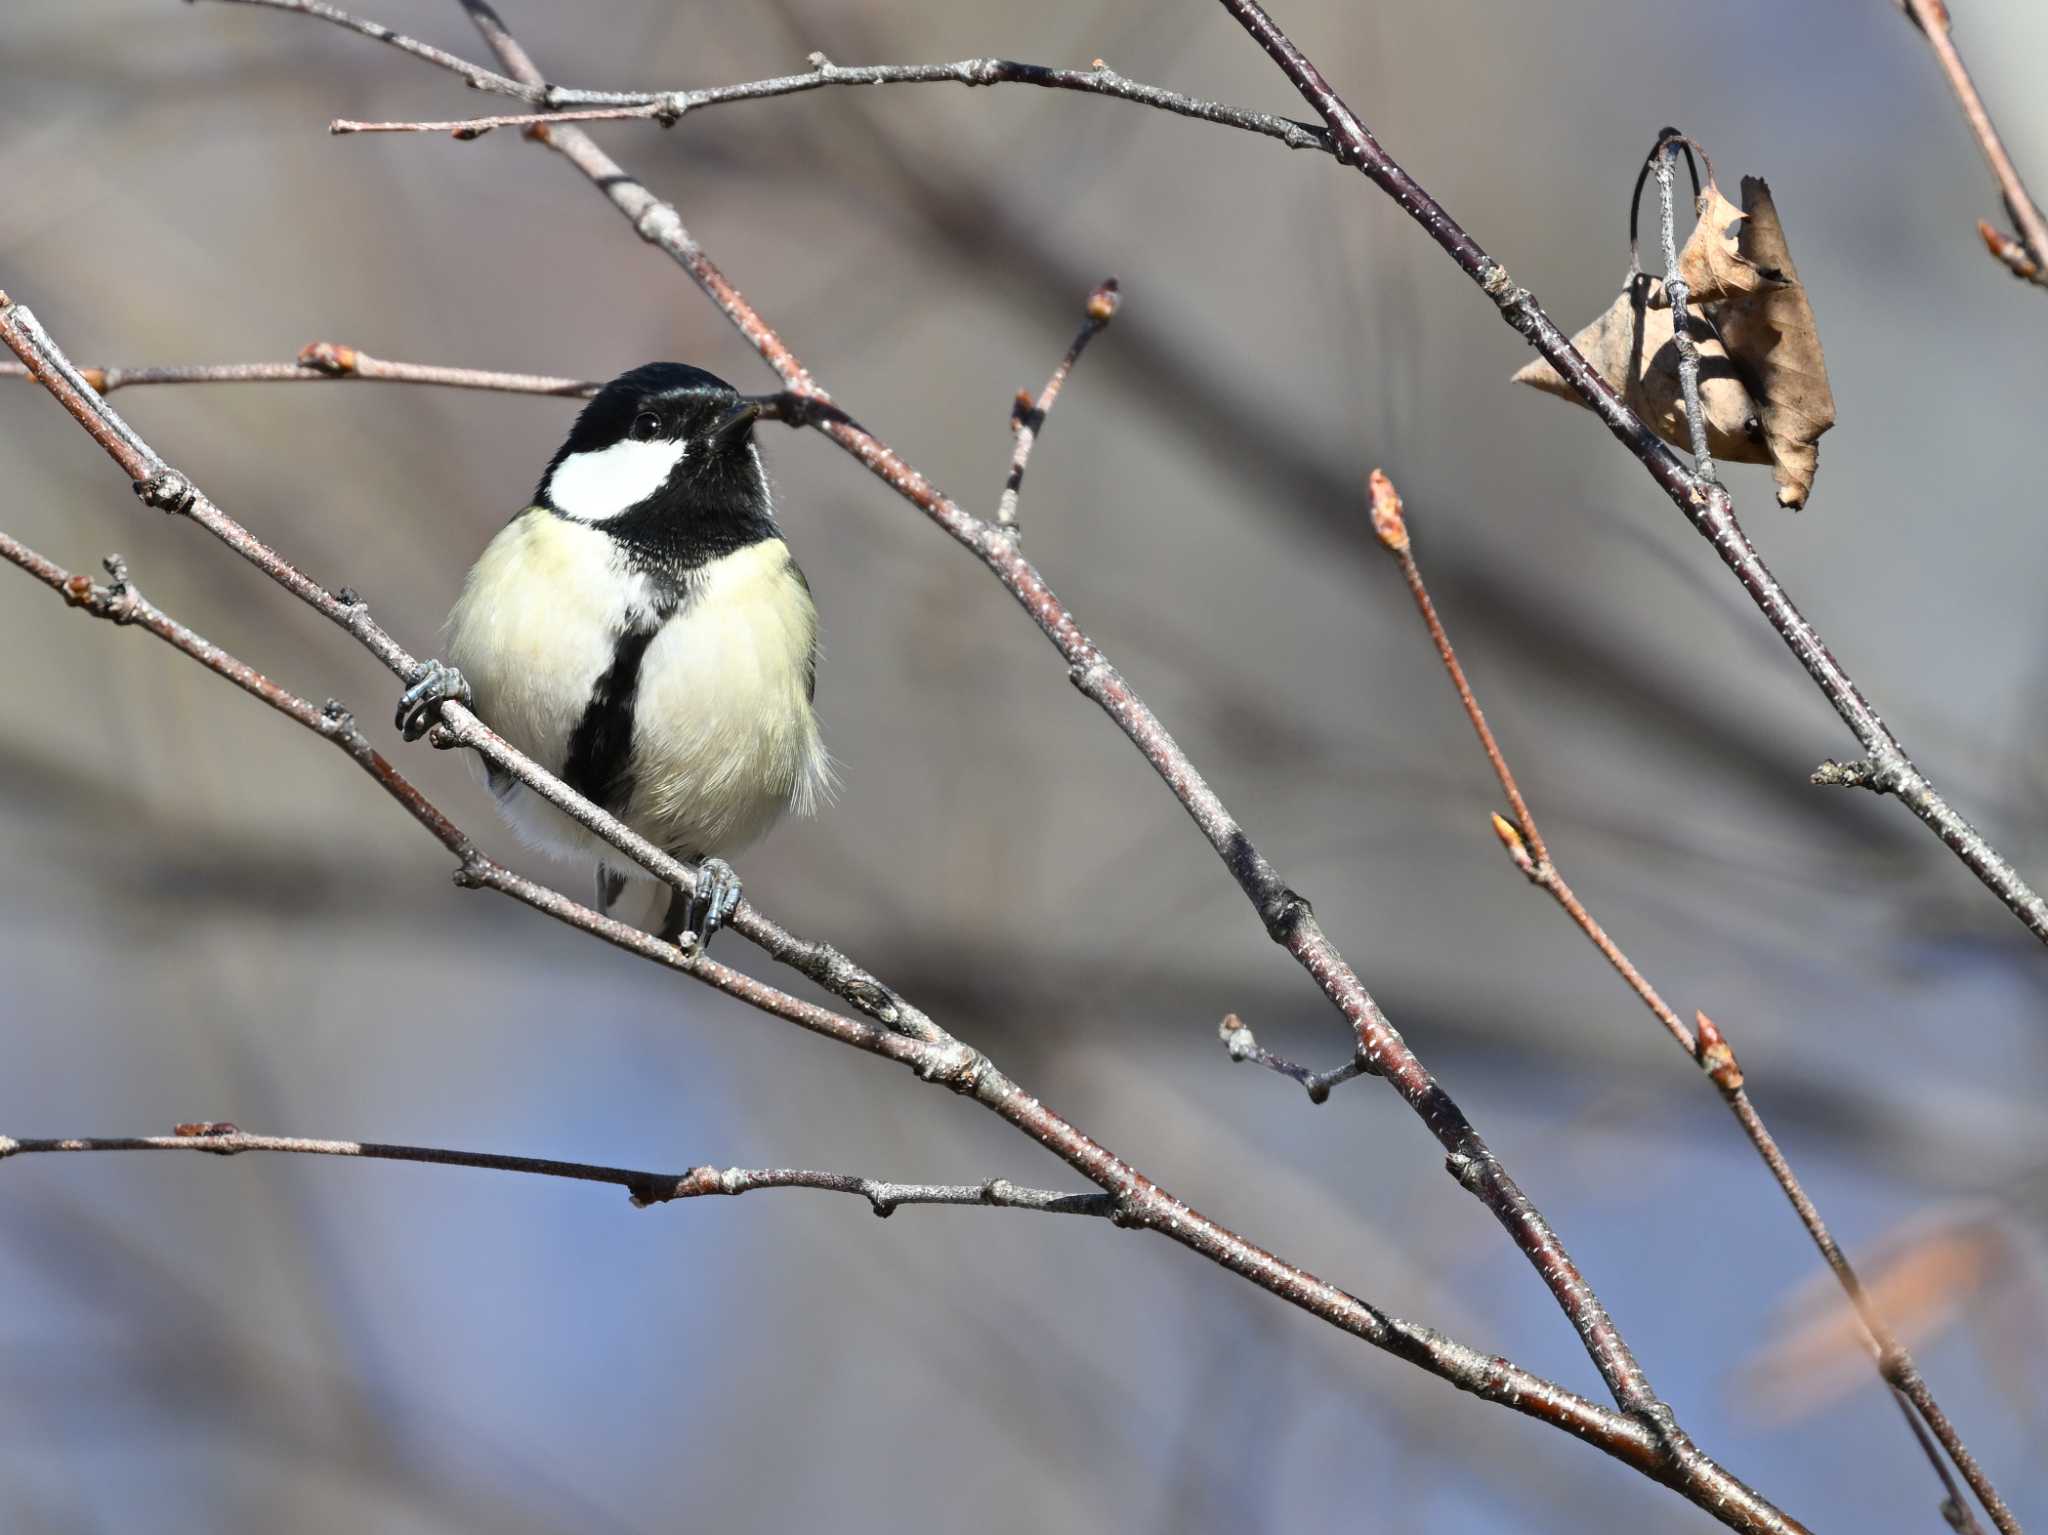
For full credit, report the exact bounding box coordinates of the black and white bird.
[396,362,830,947]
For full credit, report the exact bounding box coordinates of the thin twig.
[998,277,1118,533]
[1897,0,2048,286]
[1211,0,2048,943]
[0,310,1682,1498]
[0,1126,1113,1217]
[323,51,1335,153]
[1369,467,2015,1535]
[1,343,596,396]
[1653,134,1716,479]
[1217,1015,1365,1105]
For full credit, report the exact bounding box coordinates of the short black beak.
[711,399,761,443]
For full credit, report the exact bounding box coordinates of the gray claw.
[396,658,472,741]
[660,857,743,952]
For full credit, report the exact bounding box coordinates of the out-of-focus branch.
[1212,0,2048,949]
[0,343,596,396]
[1897,0,2048,287]
[0,1125,1114,1217]
[1367,467,2015,1535]
[324,51,1335,153]
[0,306,1679,1500]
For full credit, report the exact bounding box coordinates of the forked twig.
[1896,0,2048,286]
[998,278,1119,533]
[0,1126,1114,1217]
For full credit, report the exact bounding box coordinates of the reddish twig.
[0,1126,1114,1217]
[1897,0,2048,286]
[1,343,595,396]
[998,278,1119,532]
[0,308,1687,1502]
[1369,467,2015,1535]
[1211,0,2048,948]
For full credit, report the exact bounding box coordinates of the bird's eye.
[629,411,662,441]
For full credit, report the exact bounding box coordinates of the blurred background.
[4,1,2046,1529]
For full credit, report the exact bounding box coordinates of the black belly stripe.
[562,625,660,813]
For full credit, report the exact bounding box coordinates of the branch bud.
[1977,220,2041,281]
[1694,1011,1744,1090]
[1368,468,1408,552]
[298,341,358,376]
[1086,278,1121,324]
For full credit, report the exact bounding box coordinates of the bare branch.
[1897,0,2048,286]
[1,343,595,396]
[0,1125,1113,1217]
[324,51,1336,153]
[1217,1015,1365,1105]
[1372,468,2015,1535]
[998,277,1118,533]
[1652,133,1716,478]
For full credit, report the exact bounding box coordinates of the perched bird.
[396,362,830,947]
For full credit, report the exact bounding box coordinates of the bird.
[394,362,830,949]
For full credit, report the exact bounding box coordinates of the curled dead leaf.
[1678,182,1789,303]
[1715,177,1834,509]
[1518,167,1835,508]
[1512,274,1770,465]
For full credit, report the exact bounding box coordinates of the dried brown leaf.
[1679,182,1789,303]
[1713,177,1835,508]
[1512,275,1769,465]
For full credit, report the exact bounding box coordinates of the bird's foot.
[396,658,472,742]
[660,857,743,953]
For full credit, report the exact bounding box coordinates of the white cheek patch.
[547,437,687,522]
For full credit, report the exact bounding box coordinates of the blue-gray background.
[3,1,2045,1530]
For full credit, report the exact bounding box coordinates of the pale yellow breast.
[444,508,650,778]
[625,538,829,857]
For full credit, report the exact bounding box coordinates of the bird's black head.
[538,362,775,567]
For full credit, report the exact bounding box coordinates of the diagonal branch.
[1368,468,2015,1535]
[998,278,1118,533]
[1208,0,2048,937]
[0,1125,1115,1217]
[1896,0,2048,287]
